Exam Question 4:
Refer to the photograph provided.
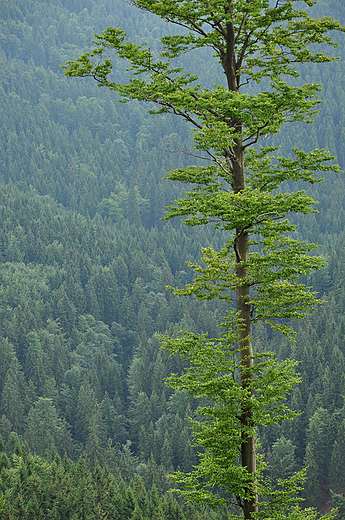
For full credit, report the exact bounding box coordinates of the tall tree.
[0,359,26,433]
[64,1,343,517]
[85,403,107,469]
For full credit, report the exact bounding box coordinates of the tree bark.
[233,143,257,517]
[235,192,257,518]
[222,10,258,514]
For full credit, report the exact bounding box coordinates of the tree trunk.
[223,9,258,510]
[233,139,257,517]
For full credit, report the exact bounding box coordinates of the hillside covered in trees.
[1,0,345,517]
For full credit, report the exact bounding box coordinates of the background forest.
[1,0,345,517]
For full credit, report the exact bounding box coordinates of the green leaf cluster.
[161,329,299,506]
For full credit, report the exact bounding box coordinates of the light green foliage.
[161,330,336,520]
[256,470,335,520]
[161,329,300,508]
[171,238,326,337]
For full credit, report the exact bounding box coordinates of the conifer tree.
[85,403,107,469]
[1,360,26,433]
[64,0,343,517]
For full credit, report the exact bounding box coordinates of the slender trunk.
[233,140,257,518]
[224,11,257,515]
[237,236,257,518]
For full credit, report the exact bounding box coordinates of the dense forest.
[1,0,345,517]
